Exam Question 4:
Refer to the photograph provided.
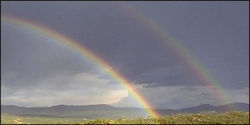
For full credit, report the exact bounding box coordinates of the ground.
[1,111,249,124]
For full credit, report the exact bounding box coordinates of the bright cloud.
[1,72,128,107]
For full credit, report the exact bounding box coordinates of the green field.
[1,112,249,124]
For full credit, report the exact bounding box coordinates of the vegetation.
[1,112,249,124]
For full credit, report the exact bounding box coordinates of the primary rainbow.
[1,15,160,118]
[119,4,232,110]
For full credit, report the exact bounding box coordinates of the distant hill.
[157,103,249,115]
[1,104,147,119]
[216,103,249,112]
[1,103,249,119]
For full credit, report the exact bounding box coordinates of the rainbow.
[119,4,232,110]
[1,15,160,118]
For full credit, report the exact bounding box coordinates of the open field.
[1,111,249,124]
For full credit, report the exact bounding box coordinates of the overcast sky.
[1,1,249,109]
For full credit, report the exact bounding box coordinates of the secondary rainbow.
[119,4,233,110]
[1,15,160,118]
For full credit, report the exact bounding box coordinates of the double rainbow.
[2,5,232,118]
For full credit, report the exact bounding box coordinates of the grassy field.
[1,111,249,124]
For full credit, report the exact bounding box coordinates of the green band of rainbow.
[1,15,160,118]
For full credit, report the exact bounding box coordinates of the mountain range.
[1,103,249,119]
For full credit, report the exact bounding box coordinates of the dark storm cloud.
[124,2,249,89]
[134,65,205,87]
[1,1,249,90]
[1,23,97,89]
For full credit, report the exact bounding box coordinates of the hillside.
[1,112,249,124]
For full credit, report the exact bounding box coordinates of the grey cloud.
[2,22,99,88]
[135,65,205,87]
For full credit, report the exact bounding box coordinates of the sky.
[1,1,249,109]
